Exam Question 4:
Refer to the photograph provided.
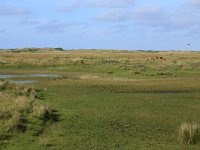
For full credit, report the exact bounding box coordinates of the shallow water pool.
[0,74,61,79]
[0,74,61,84]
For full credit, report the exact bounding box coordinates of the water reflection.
[0,74,61,84]
[10,80,38,84]
[0,74,61,79]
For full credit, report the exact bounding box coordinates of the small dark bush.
[135,71,141,74]
[107,71,113,74]
[156,72,175,76]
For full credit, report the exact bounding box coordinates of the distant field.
[0,49,200,149]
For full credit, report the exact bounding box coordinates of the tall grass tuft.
[32,103,53,120]
[6,112,26,132]
[179,122,200,145]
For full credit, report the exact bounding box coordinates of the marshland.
[0,48,200,149]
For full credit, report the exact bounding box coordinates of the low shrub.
[156,71,175,76]
[34,89,45,99]
[134,71,141,75]
[0,81,9,91]
[107,71,113,74]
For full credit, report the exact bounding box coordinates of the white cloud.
[133,5,165,20]
[92,4,167,25]
[129,2,200,36]
[37,22,66,33]
[90,1,200,38]
[20,17,40,25]
[82,0,135,8]
[190,0,200,7]
[93,11,129,22]
[0,28,6,33]
[0,5,31,16]
[58,0,135,12]
[36,21,86,33]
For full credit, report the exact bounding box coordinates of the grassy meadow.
[0,48,200,149]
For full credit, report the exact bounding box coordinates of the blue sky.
[0,0,200,50]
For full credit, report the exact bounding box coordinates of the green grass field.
[0,49,200,149]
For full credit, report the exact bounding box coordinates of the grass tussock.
[0,81,45,99]
[179,122,200,145]
[6,112,26,132]
[0,81,58,136]
[32,102,53,120]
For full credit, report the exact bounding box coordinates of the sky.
[0,0,200,50]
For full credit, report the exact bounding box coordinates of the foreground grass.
[38,78,200,149]
[2,77,200,149]
[0,49,200,149]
